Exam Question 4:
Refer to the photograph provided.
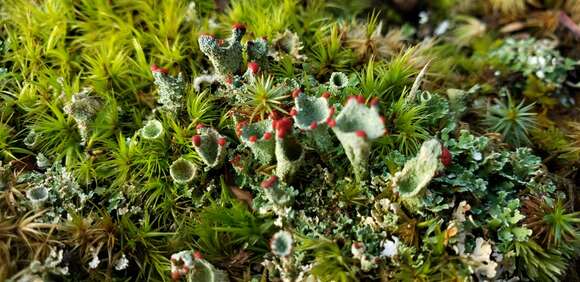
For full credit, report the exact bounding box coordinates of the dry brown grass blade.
[16,210,59,247]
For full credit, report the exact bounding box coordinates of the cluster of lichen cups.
[164,24,394,279]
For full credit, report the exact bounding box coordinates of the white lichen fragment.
[114,254,129,271]
[380,236,400,258]
[88,251,100,269]
[170,250,229,281]
[470,237,498,279]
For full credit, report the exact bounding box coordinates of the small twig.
[559,11,580,39]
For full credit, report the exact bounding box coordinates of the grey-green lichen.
[261,176,293,206]
[490,37,576,86]
[169,158,197,184]
[270,230,293,257]
[198,23,269,87]
[24,129,38,147]
[140,119,164,140]
[189,258,229,282]
[392,139,444,211]
[151,65,185,114]
[198,24,246,81]
[26,185,49,209]
[270,29,306,61]
[292,90,334,150]
[328,72,349,90]
[238,119,275,164]
[274,118,304,183]
[170,250,229,282]
[13,248,70,280]
[331,96,385,180]
[63,88,102,144]
[258,175,298,221]
[18,159,91,222]
[191,126,227,169]
[247,37,269,69]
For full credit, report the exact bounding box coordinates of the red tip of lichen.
[441,146,452,167]
[247,61,260,74]
[249,135,257,143]
[277,128,287,139]
[292,88,302,98]
[321,91,331,99]
[225,75,234,85]
[355,130,367,138]
[230,154,242,166]
[275,117,293,138]
[327,118,336,128]
[235,121,247,136]
[151,64,168,74]
[310,121,318,129]
[217,137,227,146]
[356,95,366,104]
[260,175,278,189]
[370,97,379,106]
[199,32,215,38]
[328,107,335,116]
[289,108,298,116]
[263,131,272,140]
[196,124,205,130]
[192,135,202,147]
[194,251,203,260]
[171,271,181,281]
[232,23,246,30]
